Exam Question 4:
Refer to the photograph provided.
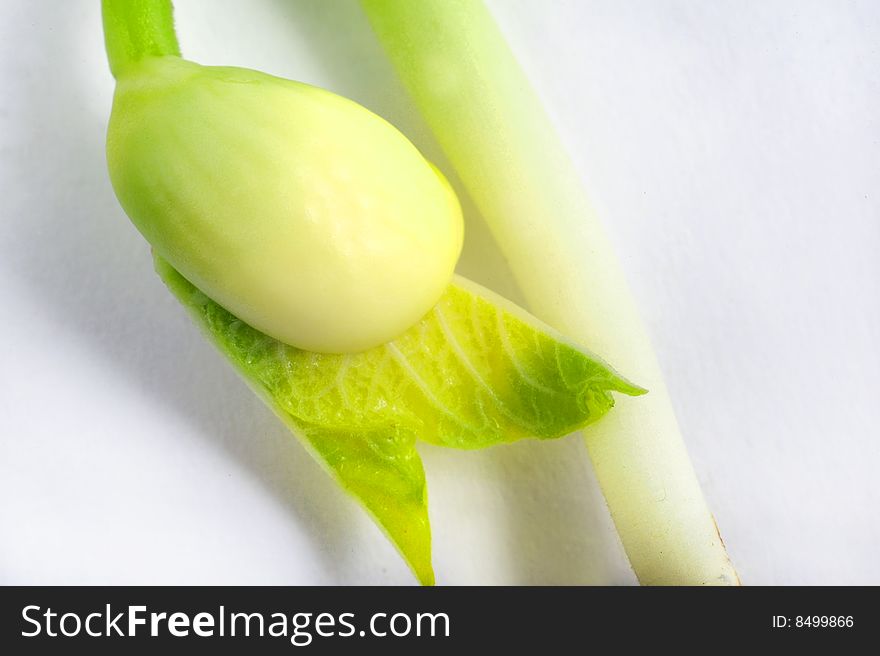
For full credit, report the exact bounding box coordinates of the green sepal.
[155,257,644,584]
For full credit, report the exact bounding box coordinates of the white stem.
[362,0,738,585]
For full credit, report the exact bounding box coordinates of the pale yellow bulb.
[107,57,463,352]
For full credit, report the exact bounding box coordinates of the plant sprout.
[101,0,644,585]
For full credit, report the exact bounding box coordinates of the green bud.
[107,56,463,352]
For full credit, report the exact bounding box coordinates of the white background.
[1,0,878,585]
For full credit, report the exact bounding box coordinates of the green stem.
[102,0,181,79]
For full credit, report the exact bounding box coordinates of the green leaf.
[155,256,644,584]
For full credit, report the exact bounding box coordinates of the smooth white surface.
[1,0,877,585]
